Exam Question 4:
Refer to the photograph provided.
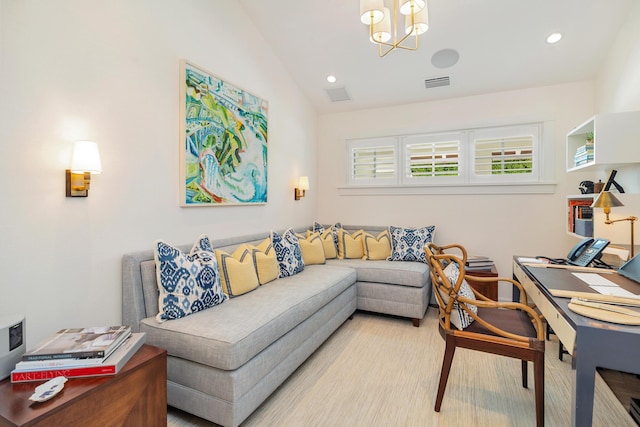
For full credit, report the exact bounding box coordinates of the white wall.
[317,82,598,298]
[0,0,317,347]
[596,1,640,113]
[592,0,640,256]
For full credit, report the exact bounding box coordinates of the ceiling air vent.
[325,87,351,102]
[424,76,451,89]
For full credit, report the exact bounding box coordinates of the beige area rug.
[168,309,635,427]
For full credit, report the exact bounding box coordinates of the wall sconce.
[591,191,638,257]
[65,140,102,197]
[294,176,309,200]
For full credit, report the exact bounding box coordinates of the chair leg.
[534,352,545,427]
[522,360,528,388]
[545,323,551,340]
[558,341,563,361]
[435,336,456,412]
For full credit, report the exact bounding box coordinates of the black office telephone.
[567,237,610,267]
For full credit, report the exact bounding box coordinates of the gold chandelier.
[359,0,429,57]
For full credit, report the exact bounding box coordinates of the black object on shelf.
[579,180,594,194]
[604,169,625,193]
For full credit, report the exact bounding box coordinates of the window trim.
[343,122,556,195]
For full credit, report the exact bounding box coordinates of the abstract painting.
[180,61,268,206]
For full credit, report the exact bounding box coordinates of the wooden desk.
[466,264,498,300]
[0,344,167,427]
[513,258,640,427]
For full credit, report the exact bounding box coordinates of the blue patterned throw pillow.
[387,225,436,263]
[441,262,477,329]
[154,235,226,322]
[312,221,325,233]
[271,228,305,278]
[331,222,342,242]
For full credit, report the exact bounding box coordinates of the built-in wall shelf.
[566,111,640,172]
[567,195,594,238]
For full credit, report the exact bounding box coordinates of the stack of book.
[465,256,494,271]
[568,199,594,234]
[573,142,594,167]
[10,326,145,383]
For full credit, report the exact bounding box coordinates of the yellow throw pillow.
[215,246,260,297]
[313,229,337,259]
[296,232,326,265]
[362,230,392,260]
[337,229,365,259]
[249,239,279,285]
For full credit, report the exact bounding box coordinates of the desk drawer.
[513,262,576,355]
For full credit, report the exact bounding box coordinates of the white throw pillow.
[439,262,477,329]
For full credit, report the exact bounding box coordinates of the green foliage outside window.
[410,163,458,177]
[492,158,532,174]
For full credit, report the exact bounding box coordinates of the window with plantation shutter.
[403,133,462,182]
[475,136,533,175]
[348,137,397,185]
[471,124,539,183]
[344,122,551,193]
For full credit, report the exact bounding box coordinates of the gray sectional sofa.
[121,226,432,427]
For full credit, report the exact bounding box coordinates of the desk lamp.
[591,191,637,257]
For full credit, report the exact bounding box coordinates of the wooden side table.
[466,264,499,300]
[0,344,167,427]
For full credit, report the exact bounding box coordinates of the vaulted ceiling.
[239,0,633,114]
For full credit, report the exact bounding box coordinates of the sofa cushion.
[296,232,326,265]
[314,222,343,255]
[337,229,366,259]
[325,258,428,288]
[216,246,260,297]
[314,229,337,259]
[362,230,392,260]
[387,225,436,263]
[271,228,305,278]
[153,235,226,322]
[139,265,357,371]
[248,239,279,285]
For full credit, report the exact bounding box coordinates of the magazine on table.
[11,332,146,383]
[21,325,132,361]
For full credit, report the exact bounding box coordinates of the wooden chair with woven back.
[425,242,546,427]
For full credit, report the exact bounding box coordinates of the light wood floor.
[168,309,636,426]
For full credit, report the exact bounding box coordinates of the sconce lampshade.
[591,191,624,210]
[70,140,102,174]
[299,176,310,191]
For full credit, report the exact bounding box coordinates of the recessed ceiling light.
[327,75,337,83]
[547,33,562,44]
